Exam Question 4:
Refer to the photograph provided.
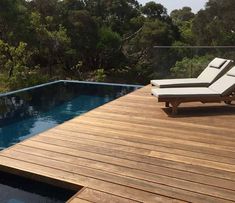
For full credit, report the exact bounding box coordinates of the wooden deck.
[0,85,235,202]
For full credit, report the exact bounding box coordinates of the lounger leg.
[172,106,178,115]
[165,102,170,107]
[224,101,232,105]
[170,101,180,115]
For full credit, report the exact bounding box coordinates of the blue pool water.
[0,80,139,202]
[0,80,138,150]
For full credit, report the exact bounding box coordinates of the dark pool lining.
[0,165,82,191]
[0,170,80,201]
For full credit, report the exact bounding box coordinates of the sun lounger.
[151,66,235,115]
[151,57,234,88]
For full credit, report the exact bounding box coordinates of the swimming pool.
[0,80,140,202]
[0,80,139,150]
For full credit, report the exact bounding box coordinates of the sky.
[138,0,207,14]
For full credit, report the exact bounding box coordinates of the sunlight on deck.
[0,85,235,202]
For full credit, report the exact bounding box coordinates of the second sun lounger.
[151,66,235,115]
[151,57,233,88]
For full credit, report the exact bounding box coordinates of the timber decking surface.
[0,85,235,202]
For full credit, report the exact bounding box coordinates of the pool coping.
[0,80,143,97]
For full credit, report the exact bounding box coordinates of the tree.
[83,0,140,34]
[97,27,122,69]
[61,0,84,11]
[27,0,61,19]
[0,40,47,90]
[0,0,30,44]
[192,0,235,45]
[66,10,99,71]
[30,11,71,76]
[0,0,20,40]
[0,0,234,90]
[141,1,167,20]
[170,7,195,44]
[170,7,195,25]
[123,18,179,83]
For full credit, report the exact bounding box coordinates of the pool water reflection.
[0,81,138,150]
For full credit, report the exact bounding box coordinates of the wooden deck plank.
[96,105,235,134]
[30,137,235,183]
[69,198,92,203]
[0,156,174,203]
[70,188,141,203]
[67,117,235,153]
[28,135,235,178]
[82,114,235,141]
[40,129,235,165]
[1,151,234,202]
[83,110,235,145]
[85,108,234,139]
[0,85,235,202]
[7,145,235,200]
[56,121,235,163]
[15,142,235,190]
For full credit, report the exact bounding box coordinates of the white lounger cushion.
[151,58,232,88]
[197,65,226,83]
[152,87,219,99]
[210,74,235,96]
[227,68,235,77]
[209,57,227,68]
[152,66,235,99]
[151,78,208,88]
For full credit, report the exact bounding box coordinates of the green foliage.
[30,11,71,76]
[0,0,234,91]
[28,0,61,19]
[0,74,8,92]
[0,40,48,90]
[171,7,195,25]
[126,17,179,83]
[192,0,235,45]
[170,7,195,44]
[141,1,167,20]
[97,27,122,69]
[171,55,214,78]
[98,27,121,50]
[66,9,99,70]
[140,20,175,46]
[0,0,30,44]
[93,68,106,82]
[94,0,140,33]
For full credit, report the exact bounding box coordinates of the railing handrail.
[153,46,235,49]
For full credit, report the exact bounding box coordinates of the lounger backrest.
[209,66,235,96]
[198,58,233,84]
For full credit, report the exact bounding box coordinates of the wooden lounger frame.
[158,91,235,115]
